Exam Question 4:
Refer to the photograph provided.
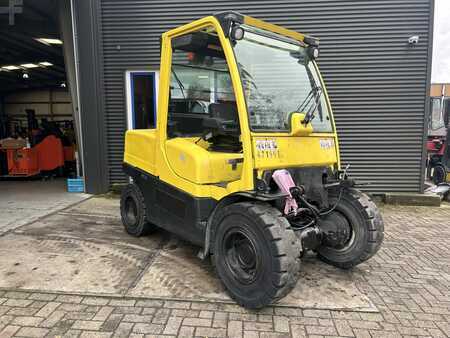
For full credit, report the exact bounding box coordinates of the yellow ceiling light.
[39,61,53,66]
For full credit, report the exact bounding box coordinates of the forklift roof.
[213,11,319,46]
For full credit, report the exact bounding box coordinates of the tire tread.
[318,188,384,269]
[120,183,156,237]
[213,202,301,308]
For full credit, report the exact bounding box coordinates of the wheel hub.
[125,197,138,225]
[236,241,256,268]
[318,212,352,249]
[223,230,259,284]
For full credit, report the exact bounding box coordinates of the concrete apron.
[0,179,90,235]
[0,197,377,312]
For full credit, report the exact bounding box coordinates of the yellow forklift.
[121,12,384,308]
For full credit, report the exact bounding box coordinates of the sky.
[431,0,450,83]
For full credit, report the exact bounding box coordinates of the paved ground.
[0,197,374,311]
[0,198,449,337]
[0,179,89,235]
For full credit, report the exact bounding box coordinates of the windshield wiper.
[171,69,186,99]
[296,85,322,125]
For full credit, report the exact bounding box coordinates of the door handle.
[227,158,243,170]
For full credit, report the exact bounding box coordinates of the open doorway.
[125,70,158,130]
[0,0,87,232]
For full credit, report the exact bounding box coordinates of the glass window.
[127,72,157,129]
[168,26,238,137]
[430,98,444,131]
[233,26,333,133]
[170,62,234,107]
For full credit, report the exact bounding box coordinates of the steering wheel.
[191,100,208,114]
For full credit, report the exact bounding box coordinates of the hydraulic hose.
[319,187,343,216]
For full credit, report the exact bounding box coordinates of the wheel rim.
[333,213,355,251]
[223,229,260,284]
[321,211,355,251]
[124,196,138,226]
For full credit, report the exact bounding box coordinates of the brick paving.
[0,204,449,337]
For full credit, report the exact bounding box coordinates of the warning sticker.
[255,139,278,151]
[319,139,334,150]
[255,139,279,158]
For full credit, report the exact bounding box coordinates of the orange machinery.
[2,135,67,177]
[6,147,39,176]
[63,144,75,162]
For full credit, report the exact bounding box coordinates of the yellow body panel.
[447,172,450,182]
[165,138,243,184]
[124,129,157,175]
[253,136,337,170]
[123,14,341,200]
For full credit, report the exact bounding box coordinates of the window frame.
[167,26,239,138]
[125,70,159,130]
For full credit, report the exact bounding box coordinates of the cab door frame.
[156,16,254,201]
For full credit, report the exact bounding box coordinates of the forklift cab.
[160,16,336,190]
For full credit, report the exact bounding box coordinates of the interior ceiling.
[0,0,66,95]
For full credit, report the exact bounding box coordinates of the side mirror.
[290,112,313,136]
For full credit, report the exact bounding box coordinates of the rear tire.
[212,202,301,309]
[120,183,156,237]
[317,188,384,269]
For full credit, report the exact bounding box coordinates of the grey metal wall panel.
[100,0,432,193]
[73,0,109,194]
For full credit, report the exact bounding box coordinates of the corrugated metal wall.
[100,0,432,193]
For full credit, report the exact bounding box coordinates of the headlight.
[307,46,319,60]
[231,25,245,41]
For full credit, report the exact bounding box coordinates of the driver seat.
[204,102,241,152]
[208,102,238,122]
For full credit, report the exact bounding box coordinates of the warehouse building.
[0,0,434,195]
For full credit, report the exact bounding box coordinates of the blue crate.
[67,178,85,193]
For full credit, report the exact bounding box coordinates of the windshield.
[233,26,333,133]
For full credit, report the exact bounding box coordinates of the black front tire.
[317,188,384,269]
[212,202,301,309]
[120,183,156,237]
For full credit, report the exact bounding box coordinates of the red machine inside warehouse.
[0,110,76,178]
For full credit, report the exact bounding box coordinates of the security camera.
[408,35,419,45]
